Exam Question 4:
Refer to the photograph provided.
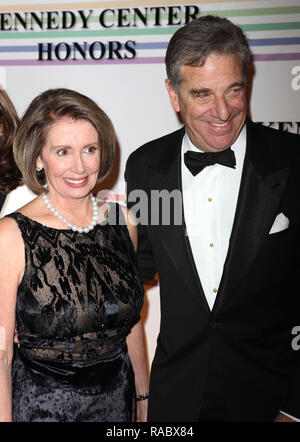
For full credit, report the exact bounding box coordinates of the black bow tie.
[184,148,236,176]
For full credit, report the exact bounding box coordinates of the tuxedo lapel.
[212,120,290,313]
[148,128,210,312]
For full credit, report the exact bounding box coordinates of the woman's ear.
[36,155,43,171]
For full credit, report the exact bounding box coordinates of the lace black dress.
[7,204,144,422]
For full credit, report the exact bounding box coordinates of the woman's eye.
[57,149,67,156]
[85,146,98,153]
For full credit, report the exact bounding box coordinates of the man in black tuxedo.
[125,16,300,422]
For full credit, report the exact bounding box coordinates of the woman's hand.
[136,398,148,422]
[14,329,20,348]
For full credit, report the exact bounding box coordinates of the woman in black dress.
[0,88,148,422]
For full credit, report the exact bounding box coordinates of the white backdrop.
[0,0,299,370]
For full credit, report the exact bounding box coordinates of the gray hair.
[165,15,252,91]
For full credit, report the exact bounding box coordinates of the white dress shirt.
[181,126,246,310]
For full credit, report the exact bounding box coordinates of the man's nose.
[212,96,231,121]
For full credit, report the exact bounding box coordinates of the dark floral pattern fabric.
[6,203,144,422]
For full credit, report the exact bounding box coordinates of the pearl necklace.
[42,193,99,233]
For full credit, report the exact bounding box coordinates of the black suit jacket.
[125,119,300,421]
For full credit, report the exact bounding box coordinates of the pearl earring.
[36,167,43,173]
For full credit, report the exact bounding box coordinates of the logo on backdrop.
[0,6,199,62]
[258,122,300,134]
[0,4,299,66]
[291,66,300,91]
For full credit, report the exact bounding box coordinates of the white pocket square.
[269,213,289,234]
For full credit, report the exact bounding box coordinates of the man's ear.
[165,79,181,113]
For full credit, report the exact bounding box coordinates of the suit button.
[209,321,221,328]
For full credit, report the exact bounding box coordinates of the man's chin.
[200,137,235,152]
[188,128,240,152]
[208,145,232,153]
[205,130,242,151]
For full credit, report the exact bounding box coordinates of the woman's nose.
[71,154,86,174]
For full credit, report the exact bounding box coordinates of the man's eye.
[228,87,243,96]
[195,93,210,100]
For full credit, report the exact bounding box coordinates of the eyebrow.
[190,88,211,96]
[190,81,246,96]
[50,141,99,150]
[228,81,246,89]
